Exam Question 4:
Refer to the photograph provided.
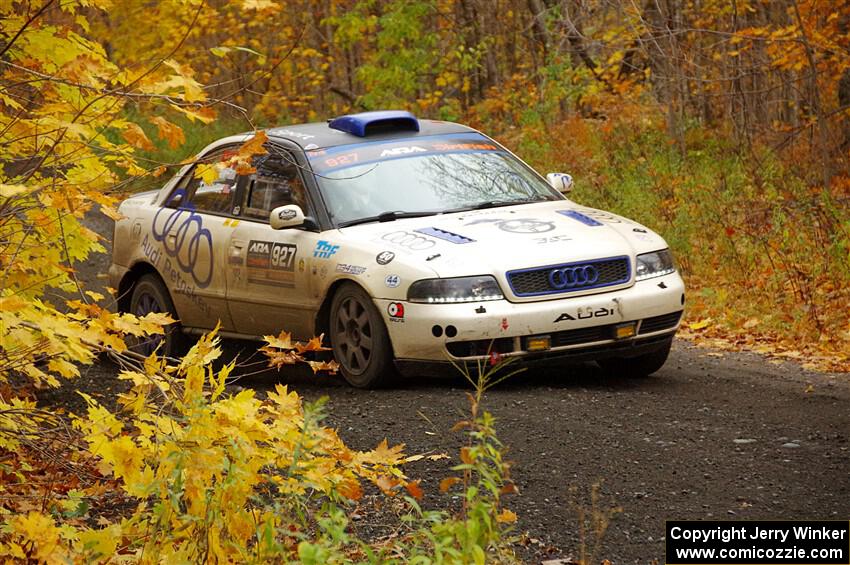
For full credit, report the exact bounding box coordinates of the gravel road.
[44,211,849,563]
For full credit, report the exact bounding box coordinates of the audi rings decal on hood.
[381,230,437,251]
[151,189,214,288]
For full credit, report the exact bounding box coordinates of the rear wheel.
[128,274,185,358]
[597,340,672,378]
[329,283,396,388]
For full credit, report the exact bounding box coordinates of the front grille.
[639,311,683,334]
[507,256,630,297]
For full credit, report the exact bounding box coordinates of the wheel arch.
[116,262,166,313]
[314,279,376,340]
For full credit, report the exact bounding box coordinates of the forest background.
[108,0,850,369]
[0,0,848,562]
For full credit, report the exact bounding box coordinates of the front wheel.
[597,340,672,378]
[329,283,396,388]
[128,274,185,358]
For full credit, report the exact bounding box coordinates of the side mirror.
[546,172,573,193]
[270,204,305,229]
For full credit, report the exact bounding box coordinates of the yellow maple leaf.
[367,438,406,465]
[99,205,126,222]
[689,318,712,331]
[264,331,294,350]
[496,508,518,523]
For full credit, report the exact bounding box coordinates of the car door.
[225,147,322,339]
[151,146,242,331]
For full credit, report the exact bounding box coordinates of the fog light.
[526,335,551,351]
[614,323,637,339]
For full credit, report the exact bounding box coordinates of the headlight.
[407,276,504,303]
[635,249,675,281]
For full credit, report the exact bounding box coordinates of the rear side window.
[167,147,243,215]
[243,150,309,221]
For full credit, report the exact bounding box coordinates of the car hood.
[337,200,668,279]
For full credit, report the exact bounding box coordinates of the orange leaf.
[405,480,424,500]
[375,475,398,494]
[459,446,473,465]
[295,334,330,353]
[439,477,461,492]
[238,130,268,160]
[122,123,154,151]
[338,479,363,501]
[306,360,339,374]
[150,116,185,149]
[500,482,518,495]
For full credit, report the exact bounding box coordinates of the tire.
[597,340,672,378]
[128,274,186,358]
[329,283,396,388]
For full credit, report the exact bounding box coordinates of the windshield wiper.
[450,197,549,213]
[337,210,439,228]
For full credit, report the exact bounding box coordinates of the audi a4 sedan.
[110,110,685,387]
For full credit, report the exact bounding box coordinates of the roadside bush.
[1,329,520,563]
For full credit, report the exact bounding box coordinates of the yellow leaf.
[78,524,120,558]
[689,319,712,331]
[368,438,406,465]
[264,331,294,350]
[100,205,126,221]
[496,508,517,523]
[122,123,154,151]
[194,162,221,185]
[0,184,28,198]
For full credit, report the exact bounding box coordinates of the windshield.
[308,133,561,226]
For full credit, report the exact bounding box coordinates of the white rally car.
[110,111,685,387]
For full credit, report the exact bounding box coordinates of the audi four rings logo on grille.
[548,265,600,289]
[381,231,436,250]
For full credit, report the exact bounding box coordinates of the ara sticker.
[246,240,297,288]
[385,274,400,288]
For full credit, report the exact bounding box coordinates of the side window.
[244,151,309,221]
[169,148,242,215]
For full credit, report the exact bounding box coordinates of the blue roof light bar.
[328,110,420,137]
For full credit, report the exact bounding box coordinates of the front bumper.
[376,271,685,364]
